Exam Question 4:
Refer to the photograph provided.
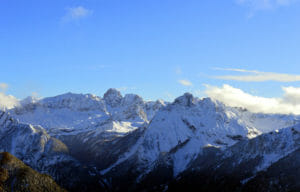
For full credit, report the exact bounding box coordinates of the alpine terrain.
[0,88,300,191]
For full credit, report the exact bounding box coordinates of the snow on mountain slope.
[8,89,167,173]
[5,89,299,185]
[0,110,109,191]
[12,92,108,135]
[222,124,300,174]
[0,110,70,166]
[179,124,300,190]
[169,124,300,192]
[102,93,298,176]
[11,89,166,137]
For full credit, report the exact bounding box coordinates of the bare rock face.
[174,92,196,107]
[0,152,66,192]
[103,88,123,107]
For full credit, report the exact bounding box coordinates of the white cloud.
[0,83,19,110]
[178,79,193,87]
[0,93,19,110]
[62,6,93,22]
[213,68,300,82]
[205,84,300,115]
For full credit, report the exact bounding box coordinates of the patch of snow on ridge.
[105,121,141,133]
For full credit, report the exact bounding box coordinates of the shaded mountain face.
[1,89,300,191]
[0,152,66,192]
[0,111,107,191]
[169,125,300,192]
[0,110,69,161]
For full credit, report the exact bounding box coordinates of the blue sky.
[1,0,300,102]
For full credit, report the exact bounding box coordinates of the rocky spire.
[103,88,123,107]
[174,93,195,107]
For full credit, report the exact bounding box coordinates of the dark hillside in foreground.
[0,152,66,192]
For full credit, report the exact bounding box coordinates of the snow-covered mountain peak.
[20,96,40,106]
[37,92,104,112]
[42,92,100,102]
[103,88,123,107]
[156,99,165,105]
[199,97,217,106]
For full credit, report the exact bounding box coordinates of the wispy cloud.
[237,0,296,9]
[213,68,300,82]
[205,84,300,115]
[236,0,298,17]
[0,83,8,92]
[117,86,137,92]
[175,66,182,75]
[178,79,193,86]
[63,64,109,72]
[213,67,259,73]
[62,6,93,22]
[164,92,175,101]
[83,64,109,71]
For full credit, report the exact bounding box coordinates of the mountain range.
[1,88,300,191]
